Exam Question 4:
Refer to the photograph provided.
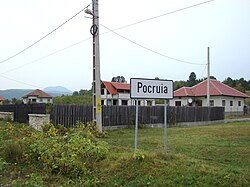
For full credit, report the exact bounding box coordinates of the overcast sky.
[0,0,249,91]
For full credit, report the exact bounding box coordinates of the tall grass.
[0,121,249,186]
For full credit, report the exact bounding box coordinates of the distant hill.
[0,89,32,100]
[0,86,73,100]
[43,86,73,97]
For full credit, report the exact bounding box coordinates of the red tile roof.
[22,89,52,98]
[174,87,193,97]
[174,79,249,98]
[102,81,130,95]
[0,96,4,101]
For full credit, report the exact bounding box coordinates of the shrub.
[28,123,109,181]
[1,140,27,163]
[0,157,8,172]
[11,173,44,187]
[133,150,146,161]
[0,123,33,163]
[0,122,109,185]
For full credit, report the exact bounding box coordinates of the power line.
[101,24,206,65]
[200,63,208,78]
[0,3,91,64]
[101,0,215,34]
[0,74,41,88]
[0,0,213,73]
[0,37,91,75]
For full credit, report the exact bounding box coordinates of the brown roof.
[174,79,249,98]
[22,89,52,98]
[102,81,130,95]
[0,96,4,101]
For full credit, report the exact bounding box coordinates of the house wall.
[170,96,245,112]
[169,97,189,106]
[23,97,53,104]
[101,88,155,106]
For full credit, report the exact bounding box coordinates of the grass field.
[0,120,249,186]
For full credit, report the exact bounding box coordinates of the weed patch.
[0,120,249,186]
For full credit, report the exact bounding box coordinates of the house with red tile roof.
[22,89,53,104]
[169,79,249,112]
[0,96,4,105]
[101,81,155,106]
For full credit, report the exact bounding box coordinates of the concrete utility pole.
[207,47,210,106]
[91,0,102,132]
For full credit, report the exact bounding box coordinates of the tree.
[189,72,196,82]
[111,76,126,83]
[11,98,22,104]
[223,77,250,92]
[174,80,186,90]
[79,89,91,95]
[187,72,197,87]
[72,91,79,96]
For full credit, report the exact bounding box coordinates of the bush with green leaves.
[0,123,34,163]
[28,123,109,183]
[0,122,109,186]
[0,157,8,172]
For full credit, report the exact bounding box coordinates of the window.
[210,100,214,106]
[196,100,202,106]
[113,100,118,105]
[147,100,153,106]
[138,100,141,106]
[101,88,105,95]
[47,99,50,102]
[222,100,226,106]
[175,101,181,106]
[107,99,112,106]
[238,101,241,106]
[122,100,128,105]
[230,101,233,106]
[39,98,43,102]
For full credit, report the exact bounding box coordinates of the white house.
[101,81,155,106]
[22,89,53,104]
[169,79,249,113]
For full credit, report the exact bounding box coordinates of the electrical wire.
[200,62,208,78]
[100,24,206,65]
[0,3,91,64]
[0,0,213,74]
[101,0,215,34]
[0,74,41,88]
[0,37,92,75]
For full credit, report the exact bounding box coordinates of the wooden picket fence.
[50,104,92,128]
[50,104,225,128]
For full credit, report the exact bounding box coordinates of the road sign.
[130,78,174,156]
[130,78,173,99]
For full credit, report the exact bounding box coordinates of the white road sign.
[130,78,173,99]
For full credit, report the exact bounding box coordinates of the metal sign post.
[135,99,139,153]
[130,78,173,155]
[164,99,168,157]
